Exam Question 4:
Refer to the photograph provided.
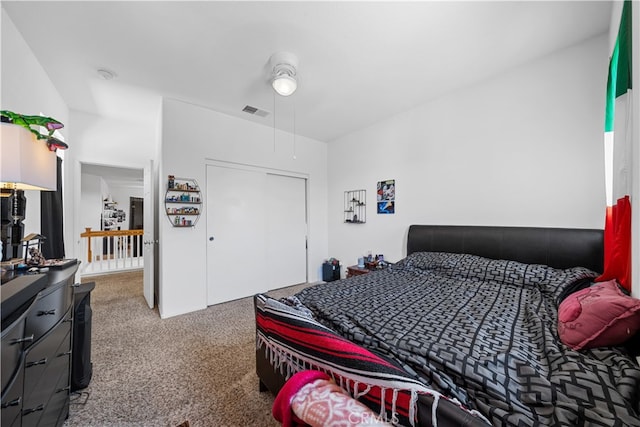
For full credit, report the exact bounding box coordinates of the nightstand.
[347,261,392,278]
[346,265,370,278]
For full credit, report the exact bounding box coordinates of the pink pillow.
[558,279,640,350]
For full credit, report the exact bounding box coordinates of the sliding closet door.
[206,165,267,305]
[266,174,307,289]
[206,165,308,306]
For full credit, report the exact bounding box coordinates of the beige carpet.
[64,271,311,427]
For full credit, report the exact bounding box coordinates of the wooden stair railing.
[80,228,144,272]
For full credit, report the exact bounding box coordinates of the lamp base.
[1,189,25,262]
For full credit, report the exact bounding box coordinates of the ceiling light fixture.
[269,52,298,97]
[97,68,117,80]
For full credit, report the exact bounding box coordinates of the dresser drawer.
[24,282,72,343]
[23,309,72,416]
[2,315,27,395]
[36,364,70,427]
[1,357,24,427]
[1,296,37,394]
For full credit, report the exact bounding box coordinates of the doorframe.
[74,160,151,278]
[204,159,310,290]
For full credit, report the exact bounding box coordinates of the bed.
[255,225,640,426]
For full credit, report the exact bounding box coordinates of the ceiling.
[3,1,611,143]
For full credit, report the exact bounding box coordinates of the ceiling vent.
[242,105,270,117]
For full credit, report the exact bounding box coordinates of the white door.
[266,174,307,288]
[206,165,267,305]
[143,160,154,309]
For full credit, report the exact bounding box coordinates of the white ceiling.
[3,1,611,143]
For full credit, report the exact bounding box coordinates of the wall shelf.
[344,189,366,223]
[165,176,201,227]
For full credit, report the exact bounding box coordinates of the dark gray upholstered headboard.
[407,225,604,273]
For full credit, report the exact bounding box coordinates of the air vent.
[242,105,270,118]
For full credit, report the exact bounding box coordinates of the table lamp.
[1,122,57,261]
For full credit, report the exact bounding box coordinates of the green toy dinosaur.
[0,110,68,151]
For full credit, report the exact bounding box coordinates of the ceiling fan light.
[272,74,297,97]
[269,52,299,97]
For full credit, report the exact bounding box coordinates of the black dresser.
[1,261,80,427]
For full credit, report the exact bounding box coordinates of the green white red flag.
[597,1,633,291]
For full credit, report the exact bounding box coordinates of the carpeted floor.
[64,271,311,427]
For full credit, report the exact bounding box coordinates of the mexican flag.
[598,0,633,291]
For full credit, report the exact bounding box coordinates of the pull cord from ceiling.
[272,89,298,160]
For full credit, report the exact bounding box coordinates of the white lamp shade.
[0,122,57,191]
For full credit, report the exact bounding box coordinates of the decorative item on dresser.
[1,260,80,427]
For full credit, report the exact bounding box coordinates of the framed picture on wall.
[377,179,395,214]
[377,201,394,214]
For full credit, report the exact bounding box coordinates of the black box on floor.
[322,262,340,282]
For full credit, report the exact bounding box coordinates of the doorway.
[78,163,148,275]
[130,197,144,230]
[130,196,144,257]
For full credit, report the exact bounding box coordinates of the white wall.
[79,173,102,232]
[70,110,156,166]
[159,98,328,318]
[1,10,70,251]
[327,35,608,269]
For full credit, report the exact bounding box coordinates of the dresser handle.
[37,309,56,316]
[1,397,21,408]
[10,334,34,345]
[22,404,44,415]
[25,357,47,368]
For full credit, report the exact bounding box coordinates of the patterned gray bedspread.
[291,252,640,426]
